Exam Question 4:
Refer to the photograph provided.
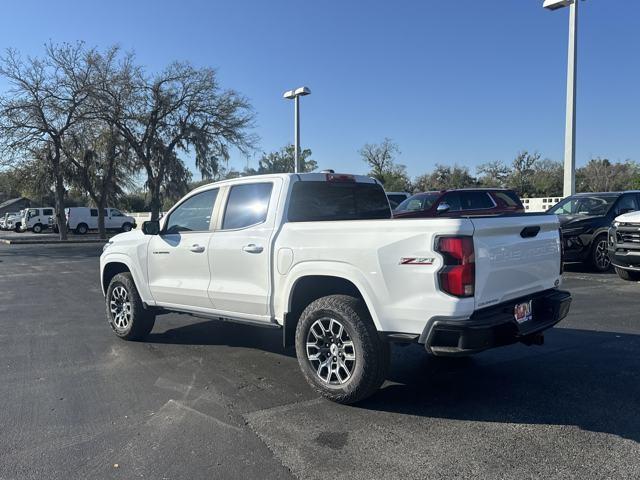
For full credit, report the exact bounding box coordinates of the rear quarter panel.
[274,218,476,335]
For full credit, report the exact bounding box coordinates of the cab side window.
[440,193,462,211]
[165,189,219,234]
[460,192,494,210]
[222,183,273,230]
[42,208,54,216]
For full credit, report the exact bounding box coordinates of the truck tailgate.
[471,215,561,309]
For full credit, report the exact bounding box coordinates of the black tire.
[615,267,640,281]
[14,223,21,232]
[121,222,133,232]
[32,223,42,234]
[590,234,611,272]
[76,223,88,235]
[295,294,390,404]
[105,272,155,341]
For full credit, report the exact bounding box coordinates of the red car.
[393,188,525,218]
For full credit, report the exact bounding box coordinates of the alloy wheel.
[306,317,356,385]
[595,239,611,270]
[110,286,132,330]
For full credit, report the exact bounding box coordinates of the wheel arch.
[281,271,380,348]
[102,261,131,295]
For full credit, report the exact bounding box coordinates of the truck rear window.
[288,181,391,222]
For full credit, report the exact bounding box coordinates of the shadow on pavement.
[143,317,640,443]
[563,262,614,275]
[147,318,296,358]
[359,327,640,443]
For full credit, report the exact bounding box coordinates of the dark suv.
[548,191,640,272]
[393,188,525,219]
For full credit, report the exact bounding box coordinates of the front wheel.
[105,272,156,340]
[121,222,133,232]
[295,294,389,404]
[590,235,611,272]
[615,267,640,281]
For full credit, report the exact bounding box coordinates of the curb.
[0,238,108,245]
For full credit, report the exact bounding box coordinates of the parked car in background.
[18,207,55,233]
[393,188,525,218]
[385,191,411,209]
[101,172,570,404]
[62,207,136,234]
[608,210,640,280]
[0,212,20,230]
[548,191,640,272]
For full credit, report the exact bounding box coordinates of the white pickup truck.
[100,172,571,403]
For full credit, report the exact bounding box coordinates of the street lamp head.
[294,86,311,96]
[283,86,311,99]
[543,0,574,10]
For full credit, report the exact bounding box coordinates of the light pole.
[544,0,579,197]
[283,86,311,173]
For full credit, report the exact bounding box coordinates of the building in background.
[0,197,32,216]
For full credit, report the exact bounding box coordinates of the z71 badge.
[400,257,434,265]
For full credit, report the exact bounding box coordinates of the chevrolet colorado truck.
[100,172,571,404]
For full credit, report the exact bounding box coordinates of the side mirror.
[142,220,160,235]
[436,202,451,214]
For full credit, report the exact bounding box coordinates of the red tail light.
[436,236,475,297]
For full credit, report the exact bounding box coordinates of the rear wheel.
[105,272,155,340]
[32,223,42,234]
[295,294,389,404]
[615,267,640,281]
[590,235,611,272]
[76,223,88,235]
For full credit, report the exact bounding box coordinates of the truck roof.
[191,172,379,194]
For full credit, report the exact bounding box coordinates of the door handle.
[190,244,205,253]
[242,244,263,254]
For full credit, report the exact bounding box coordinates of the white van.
[65,207,136,234]
[20,207,55,233]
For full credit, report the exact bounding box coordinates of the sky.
[0,0,638,179]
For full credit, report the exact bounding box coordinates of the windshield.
[395,193,440,213]
[548,195,617,216]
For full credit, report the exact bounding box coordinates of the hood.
[110,229,144,243]
[557,214,602,227]
[615,210,640,224]
[556,214,607,234]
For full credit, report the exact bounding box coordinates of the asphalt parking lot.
[1,243,639,480]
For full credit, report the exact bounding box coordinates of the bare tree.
[95,57,256,220]
[577,158,640,193]
[508,151,540,196]
[414,164,476,191]
[477,160,510,188]
[63,123,135,238]
[359,138,410,191]
[0,42,96,239]
[359,138,400,180]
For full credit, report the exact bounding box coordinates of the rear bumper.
[420,289,572,356]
